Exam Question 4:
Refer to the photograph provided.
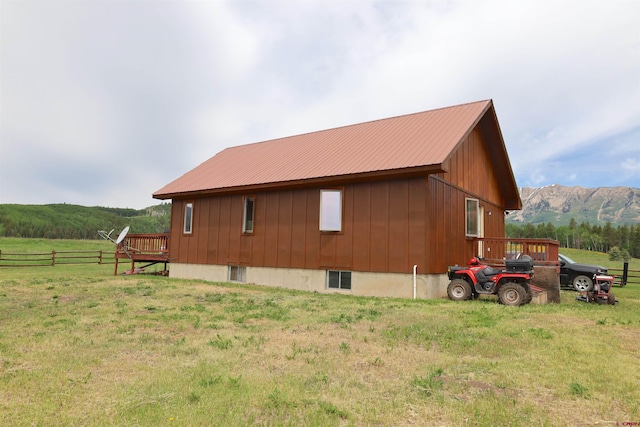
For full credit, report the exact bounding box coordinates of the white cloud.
[1,0,638,208]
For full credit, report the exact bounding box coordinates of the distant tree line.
[506,219,640,259]
[0,203,171,240]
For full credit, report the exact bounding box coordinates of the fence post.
[52,250,56,267]
[99,250,103,265]
[621,262,628,287]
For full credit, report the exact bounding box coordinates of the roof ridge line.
[225,99,493,150]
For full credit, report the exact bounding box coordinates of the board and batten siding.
[427,126,507,272]
[169,177,430,275]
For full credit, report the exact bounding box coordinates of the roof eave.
[153,164,446,200]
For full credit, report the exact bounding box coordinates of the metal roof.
[154,99,504,199]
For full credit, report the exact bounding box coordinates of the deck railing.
[116,233,169,259]
[475,237,560,267]
[115,233,170,275]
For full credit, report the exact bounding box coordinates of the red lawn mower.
[575,273,618,305]
[447,255,535,306]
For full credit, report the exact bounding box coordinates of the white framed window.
[465,198,479,237]
[243,196,255,233]
[320,189,342,232]
[184,202,193,234]
[327,270,351,290]
[228,265,246,282]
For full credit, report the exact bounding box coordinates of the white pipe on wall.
[413,265,417,299]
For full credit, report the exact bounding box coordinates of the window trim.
[326,270,352,290]
[465,198,479,237]
[242,196,255,234]
[183,201,194,235]
[319,189,343,232]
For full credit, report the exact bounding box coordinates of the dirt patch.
[434,374,522,402]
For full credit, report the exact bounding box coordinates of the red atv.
[447,255,535,306]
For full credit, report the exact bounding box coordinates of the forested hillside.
[0,203,171,239]
[506,219,640,259]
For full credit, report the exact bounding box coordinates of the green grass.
[0,237,114,252]
[0,238,168,274]
[1,240,639,425]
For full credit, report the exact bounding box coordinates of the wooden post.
[52,250,56,267]
[99,250,103,265]
[621,262,628,287]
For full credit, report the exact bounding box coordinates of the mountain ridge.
[508,184,640,225]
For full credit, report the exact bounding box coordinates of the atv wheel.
[447,279,472,301]
[573,275,593,292]
[498,282,526,306]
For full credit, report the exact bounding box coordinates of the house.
[153,99,522,298]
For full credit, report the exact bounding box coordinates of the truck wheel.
[447,279,472,301]
[573,275,593,292]
[498,282,526,306]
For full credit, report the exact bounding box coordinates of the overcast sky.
[1,0,639,209]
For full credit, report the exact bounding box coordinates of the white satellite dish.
[116,226,130,244]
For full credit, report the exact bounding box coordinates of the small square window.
[229,265,246,282]
[184,202,193,234]
[327,270,351,290]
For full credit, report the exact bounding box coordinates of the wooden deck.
[475,237,560,267]
[114,233,170,275]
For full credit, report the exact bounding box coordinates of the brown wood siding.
[290,190,307,268]
[169,202,182,262]
[171,177,430,274]
[427,175,506,273]
[335,187,353,269]
[388,180,409,272]
[445,128,503,207]
[196,200,209,264]
[369,182,389,272]
[304,190,321,269]
[277,191,293,268]
[249,195,265,266]
[207,198,220,264]
[351,184,371,271]
[418,125,508,273]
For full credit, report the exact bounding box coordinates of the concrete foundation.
[169,263,450,299]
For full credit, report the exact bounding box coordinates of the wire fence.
[0,250,116,267]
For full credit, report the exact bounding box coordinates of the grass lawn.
[1,240,639,425]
